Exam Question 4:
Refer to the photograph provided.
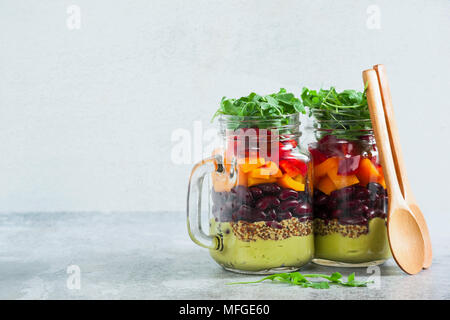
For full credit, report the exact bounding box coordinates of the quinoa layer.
[223,218,313,242]
[314,218,373,238]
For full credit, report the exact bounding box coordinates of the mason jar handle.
[187,155,224,251]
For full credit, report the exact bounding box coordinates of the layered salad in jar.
[303,87,391,266]
[209,89,314,273]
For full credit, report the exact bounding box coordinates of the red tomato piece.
[279,159,307,177]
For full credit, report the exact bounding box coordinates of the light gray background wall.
[0,0,449,226]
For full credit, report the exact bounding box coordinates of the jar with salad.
[187,89,314,274]
[303,87,391,267]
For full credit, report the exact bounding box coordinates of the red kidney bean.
[365,208,384,220]
[236,205,252,220]
[330,186,355,201]
[232,186,254,205]
[331,208,342,219]
[339,216,368,225]
[354,187,371,200]
[255,197,268,211]
[279,199,299,211]
[266,220,283,229]
[259,183,281,195]
[374,197,386,210]
[278,189,298,201]
[315,193,329,206]
[341,200,362,209]
[249,186,263,199]
[327,198,338,210]
[361,204,370,213]
[277,211,293,221]
[266,208,278,221]
[367,182,385,195]
[298,216,313,222]
[315,210,330,220]
[251,210,267,222]
[350,204,368,217]
[272,197,281,207]
[294,202,312,215]
[255,196,280,211]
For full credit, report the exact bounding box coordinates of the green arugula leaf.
[308,281,330,289]
[340,272,372,287]
[227,271,373,289]
[211,89,305,129]
[348,272,355,282]
[302,86,371,140]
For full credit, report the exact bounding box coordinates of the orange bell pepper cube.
[375,165,386,188]
[377,176,387,189]
[316,175,337,195]
[314,157,339,179]
[248,161,282,179]
[238,157,266,173]
[277,173,305,191]
[376,166,383,175]
[357,158,384,188]
[293,174,305,184]
[327,165,359,189]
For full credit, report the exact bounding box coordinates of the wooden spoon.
[373,64,432,269]
[363,69,425,275]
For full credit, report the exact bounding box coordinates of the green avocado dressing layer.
[209,219,314,272]
[314,217,391,263]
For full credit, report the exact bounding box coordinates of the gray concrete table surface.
[0,212,449,300]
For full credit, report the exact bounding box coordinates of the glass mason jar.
[187,114,314,274]
[308,111,391,267]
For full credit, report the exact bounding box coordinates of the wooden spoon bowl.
[388,207,425,274]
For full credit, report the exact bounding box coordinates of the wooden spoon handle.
[372,65,410,197]
[363,69,403,208]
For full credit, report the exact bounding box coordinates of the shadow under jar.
[187,114,314,274]
[309,111,391,267]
